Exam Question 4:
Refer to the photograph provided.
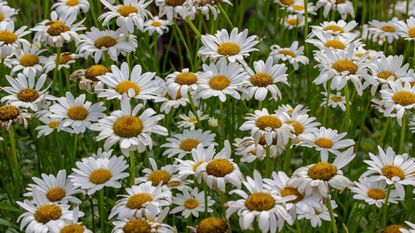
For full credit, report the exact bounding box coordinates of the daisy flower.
[170,187,215,218]
[270,41,309,70]
[177,110,208,129]
[44,52,80,72]
[286,0,317,15]
[363,146,415,198]
[35,117,73,137]
[135,158,178,187]
[70,64,110,92]
[91,96,168,155]
[288,147,355,197]
[198,27,259,63]
[352,46,382,62]
[401,221,415,233]
[162,129,216,159]
[296,200,335,228]
[316,0,355,19]
[95,62,159,100]
[4,43,47,76]
[1,71,51,112]
[49,92,106,134]
[279,111,320,144]
[191,217,229,233]
[69,153,129,195]
[397,16,415,40]
[0,4,18,23]
[284,14,307,29]
[197,58,247,102]
[311,20,358,37]
[143,16,170,36]
[112,208,175,233]
[350,177,401,208]
[275,0,296,8]
[194,0,232,20]
[0,21,30,58]
[320,91,347,111]
[47,208,92,233]
[379,80,415,125]
[155,0,195,21]
[175,144,215,182]
[32,11,85,47]
[306,30,359,51]
[166,68,200,99]
[77,27,137,63]
[52,0,90,15]
[109,181,172,219]
[0,104,30,129]
[24,170,81,204]
[369,18,401,44]
[243,56,289,101]
[99,0,152,33]
[234,136,282,163]
[278,104,310,115]
[154,81,190,114]
[226,170,293,232]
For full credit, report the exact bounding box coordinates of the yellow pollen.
[19,54,40,67]
[217,42,240,56]
[245,192,276,211]
[381,165,405,180]
[176,72,198,85]
[59,53,73,64]
[187,117,197,123]
[250,149,257,156]
[381,25,396,33]
[280,187,304,203]
[377,71,396,80]
[184,198,199,209]
[66,0,80,6]
[367,188,385,200]
[285,120,304,135]
[331,95,343,102]
[0,31,17,44]
[197,217,228,233]
[48,120,60,128]
[383,224,403,233]
[292,5,304,11]
[192,160,206,172]
[94,36,117,49]
[0,12,4,22]
[287,18,298,26]
[34,204,62,224]
[113,116,143,137]
[324,39,346,50]
[17,88,40,102]
[46,187,66,202]
[67,105,88,121]
[123,218,151,233]
[209,75,230,90]
[47,20,70,36]
[118,5,138,17]
[255,115,282,130]
[308,162,337,180]
[278,49,296,57]
[167,180,181,187]
[89,168,112,184]
[127,193,153,209]
[336,0,346,3]
[0,105,20,121]
[151,21,162,27]
[314,137,334,148]
[61,224,84,233]
[250,72,273,87]
[179,138,200,151]
[206,159,234,177]
[280,0,294,6]
[408,27,415,38]
[85,65,109,81]
[165,0,186,6]
[323,25,344,33]
[115,80,141,95]
[147,170,171,186]
[392,91,415,106]
[332,59,358,74]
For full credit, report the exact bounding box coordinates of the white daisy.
[401,221,415,233]
[52,0,90,15]
[44,52,80,72]
[0,104,30,129]
[234,136,283,163]
[177,110,208,129]
[350,177,401,208]
[279,111,320,144]
[316,0,355,19]
[320,91,347,111]
[0,21,30,58]
[270,41,309,70]
[170,187,215,218]
[369,18,401,44]
[4,43,46,75]
[47,207,92,233]
[175,144,216,182]
[286,0,317,15]
[397,16,415,40]
[166,68,200,99]
[155,0,196,21]
[306,30,359,51]
[284,14,308,29]
[194,0,232,20]
[296,200,335,228]
[36,117,73,137]
[135,158,178,187]
[311,19,358,38]
[70,64,110,92]
[0,4,18,23]
[143,16,170,36]
[277,104,310,115]
[154,80,190,114]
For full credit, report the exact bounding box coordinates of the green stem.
[186,18,201,38]
[129,151,136,186]
[90,197,96,233]
[295,219,302,233]
[265,146,272,178]
[8,127,23,193]
[219,100,225,141]
[326,198,338,233]
[381,185,392,227]
[53,47,61,93]
[187,91,203,129]
[399,114,406,153]
[218,3,234,28]
[98,189,105,233]
[323,82,331,125]
[343,84,351,131]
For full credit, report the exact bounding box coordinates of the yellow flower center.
[292,4,304,10]
[332,59,358,75]
[192,160,206,172]
[17,88,40,102]
[85,65,109,81]
[48,120,60,128]
[117,5,138,17]
[280,187,304,203]
[324,39,346,50]
[167,180,181,187]
[0,31,17,44]
[123,219,151,233]
[67,105,88,121]
[179,138,200,151]
[127,193,153,209]
[323,25,344,33]
[217,42,240,56]
[209,75,230,90]
[381,165,405,180]
[381,25,396,33]
[314,137,334,148]
[278,49,296,57]
[408,27,415,38]
[46,187,66,202]
[287,18,298,26]
[280,0,294,6]
[61,224,84,233]
[336,0,346,3]
[331,95,343,102]
[0,105,20,121]
[255,115,282,130]
[184,198,199,209]
[367,188,385,200]
[392,91,415,106]
[197,217,228,233]
[89,168,112,184]
[115,80,141,95]
[59,53,73,64]
[47,20,70,36]
[147,170,171,186]
[113,116,143,138]
[377,71,396,80]
[285,120,304,135]
[19,54,40,67]
[308,162,337,180]
[165,0,186,6]
[34,204,62,224]
[245,192,276,211]
[176,72,198,85]
[250,72,273,87]
[94,36,117,49]
[151,21,162,27]
[383,224,403,233]
[66,0,80,6]
[206,159,234,177]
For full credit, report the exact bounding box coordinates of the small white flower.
[0,21,30,58]
[170,187,214,218]
[320,91,347,111]
[177,110,208,130]
[52,0,90,15]
[143,16,170,36]
[270,41,309,70]
[350,177,401,208]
